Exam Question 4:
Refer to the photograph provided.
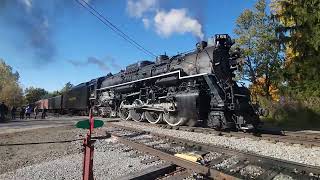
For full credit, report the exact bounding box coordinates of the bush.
[257,96,320,129]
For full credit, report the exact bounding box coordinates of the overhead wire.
[74,0,157,58]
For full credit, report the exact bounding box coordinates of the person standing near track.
[41,108,47,119]
[25,105,32,119]
[20,106,25,119]
[11,106,17,120]
[34,106,38,119]
[0,102,8,122]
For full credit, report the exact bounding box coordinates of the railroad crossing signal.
[76,119,104,129]
[76,109,104,180]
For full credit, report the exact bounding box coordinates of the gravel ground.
[272,173,294,180]
[214,156,240,170]
[203,152,222,162]
[0,125,164,180]
[112,121,320,167]
[0,126,82,174]
[240,165,264,179]
[0,115,85,134]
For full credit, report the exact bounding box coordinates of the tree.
[271,0,320,98]
[234,0,282,100]
[61,82,73,93]
[271,0,320,57]
[51,90,62,97]
[25,87,48,104]
[41,82,73,99]
[0,59,24,107]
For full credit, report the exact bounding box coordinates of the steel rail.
[118,121,320,147]
[108,123,320,179]
[111,133,240,180]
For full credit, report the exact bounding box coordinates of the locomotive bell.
[196,41,208,51]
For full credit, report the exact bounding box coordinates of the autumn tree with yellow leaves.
[234,0,283,101]
[0,59,24,107]
[271,0,320,99]
[235,0,320,127]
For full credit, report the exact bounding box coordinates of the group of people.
[0,101,47,122]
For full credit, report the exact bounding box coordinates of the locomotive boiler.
[93,34,261,130]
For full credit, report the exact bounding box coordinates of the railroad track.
[107,123,320,180]
[106,120,320,147]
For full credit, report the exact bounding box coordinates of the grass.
[258,96,320,130]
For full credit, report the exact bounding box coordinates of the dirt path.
[0,126,86,174]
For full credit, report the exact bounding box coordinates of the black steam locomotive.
[37,34,261,130]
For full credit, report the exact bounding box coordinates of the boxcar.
[48,95,63,111]
[35,99,48,110]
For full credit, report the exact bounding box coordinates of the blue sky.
[0,0,258,92]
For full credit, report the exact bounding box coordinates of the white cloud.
[20,0,32,12]
[127,0,157,18]
[142,18,150,28]
[154,9,204,40]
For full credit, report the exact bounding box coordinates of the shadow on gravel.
[0,139,82,146]
[253,128,285,137]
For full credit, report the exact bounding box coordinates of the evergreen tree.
[271,0,320,98]
[61,82,73,93]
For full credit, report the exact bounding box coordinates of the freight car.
[62,82,89,115]
[36,34,262,130]
[35,76,107,115]
[35,99,48,110]
[48,95,62,113]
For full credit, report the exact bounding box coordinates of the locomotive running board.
[96,70,208,91]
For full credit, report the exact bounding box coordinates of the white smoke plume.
[127,0,157,18]
[125,0,205,40]
[154,9,204,40]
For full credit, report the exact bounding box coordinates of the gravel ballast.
[112,121,320,167]
[0,126,164,180]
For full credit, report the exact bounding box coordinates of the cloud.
[68,56,121,72]
[0,0,60,64]
[154,9,204,40]
[142,18,150,28]
[127,0,157,18]
[125,0,205,39]
[20,0,32,11]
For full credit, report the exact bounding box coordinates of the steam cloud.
[127,0,157,18]
[126,0,205,40]
[68,56,121,72]
[154,9,204,40]
[0,0,60,63]
[0,0,89,64]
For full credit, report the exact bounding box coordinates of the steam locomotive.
[36,34,261,130]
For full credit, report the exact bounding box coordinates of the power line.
[75,0,157,58]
